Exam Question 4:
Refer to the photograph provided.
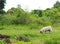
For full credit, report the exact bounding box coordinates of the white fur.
[40,26,52,33]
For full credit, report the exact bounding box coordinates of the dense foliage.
[0,1,60,26]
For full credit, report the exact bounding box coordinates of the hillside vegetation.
[0,1,60,44]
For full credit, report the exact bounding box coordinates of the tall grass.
[0,25,60,44]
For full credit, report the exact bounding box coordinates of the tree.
[31,10,42,17]
[0,0,6,14]
[0,0,6,10]
[54,1,60,8]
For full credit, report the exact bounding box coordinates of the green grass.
[0,25,60,44]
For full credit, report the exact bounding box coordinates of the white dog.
[40,26,52,34]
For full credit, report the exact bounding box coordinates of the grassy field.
[0,25,60,44]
